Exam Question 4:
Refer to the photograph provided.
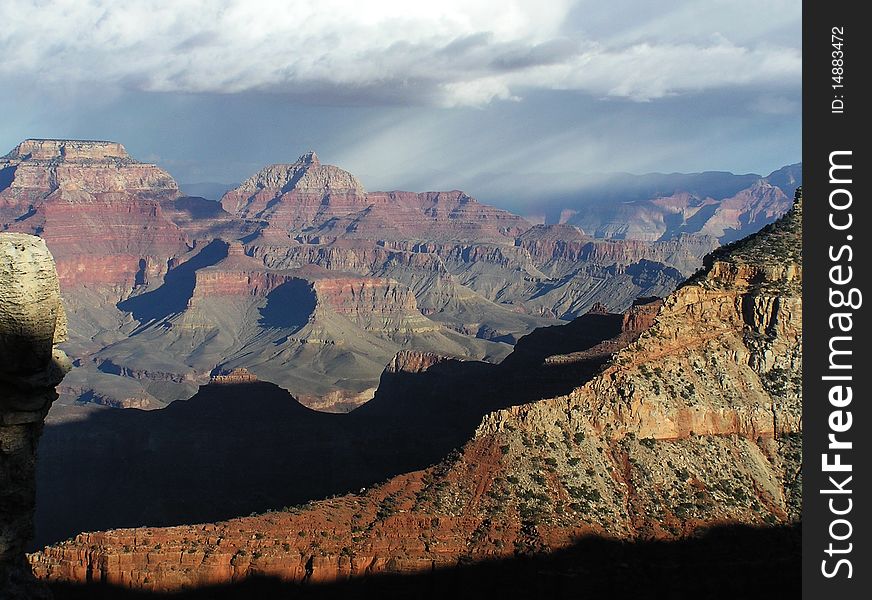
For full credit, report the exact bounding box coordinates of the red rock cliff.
[1,139,188,290]
[28,202,802,591]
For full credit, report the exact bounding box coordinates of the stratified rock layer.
[1,139,797,418]
[1,139,188,289]
[29,198,802,592]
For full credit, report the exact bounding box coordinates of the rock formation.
[220,153,531,244]
[516,226,718,277]
[220,152,368,233]
[1,139,189,289]
[209,367,258,384]
[0,233,70,598]
[563,167,796,243]
[28,199,801,591]
[1,139,796,417]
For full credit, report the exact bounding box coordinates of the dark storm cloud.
[490,39,582,71]
[0,0,800,210]
[1,0,799,106]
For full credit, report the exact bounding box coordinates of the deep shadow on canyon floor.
[35,312,626,550]
[47,523,801,600]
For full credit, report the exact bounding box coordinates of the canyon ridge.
[29,186,803,597]
[1,139,797,414]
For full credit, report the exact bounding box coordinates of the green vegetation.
[762,367,791,396]
[375,493,400,521]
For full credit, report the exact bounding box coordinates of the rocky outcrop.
[385,350,452,374]
[28,200,801,591]
[311,277,437,335]
[621,296,663,332]
[482,198,801,442]
[221,152,530,243]
[210,368,258,384]
[0,233,70,598]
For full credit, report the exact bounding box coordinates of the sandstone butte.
[0,139,188,289]
[27,194,803,592]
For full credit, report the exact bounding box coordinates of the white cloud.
[0,0,800,106]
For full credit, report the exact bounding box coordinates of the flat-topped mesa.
[0,139,179,197]
[0,138,179,207]
[2,139,134,164]
[1,139,188,290]
[0,233,70,599]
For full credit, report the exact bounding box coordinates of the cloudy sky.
[0,0,800,210]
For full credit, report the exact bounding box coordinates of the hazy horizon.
[1,0,800,212]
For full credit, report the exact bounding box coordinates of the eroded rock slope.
[29,194,802,591]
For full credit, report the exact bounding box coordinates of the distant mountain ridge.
[1,139,798,410]
[557,164,801,242]
[178,181,236,201]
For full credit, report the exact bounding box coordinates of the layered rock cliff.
[28,195,802,591]
[0,233,69,599]
[220,153,531,244]
[3,141,739,412]
[220,152,368,232]
[516,225,717,277]
[1,139,189,289]
[187,243,434,334]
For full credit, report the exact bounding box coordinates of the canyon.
[0,138,803,596]
[27,191,803,594]
[1,140,798,413]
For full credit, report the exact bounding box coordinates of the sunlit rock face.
[28,201,802,592]
[0,233,70,599]
[0,139,188,290]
